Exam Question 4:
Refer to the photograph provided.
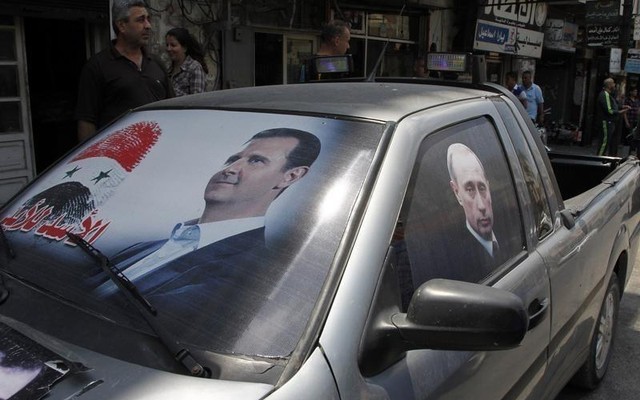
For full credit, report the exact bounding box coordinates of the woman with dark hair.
[165,27,208,96]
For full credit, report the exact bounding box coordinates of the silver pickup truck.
[0,80,638,399]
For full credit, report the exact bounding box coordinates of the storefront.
[0,0,108,204]
[536,17,581,134]
[19,0,640,204]
[223,2,431,88]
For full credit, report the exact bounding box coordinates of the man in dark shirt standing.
[75,0,172,141]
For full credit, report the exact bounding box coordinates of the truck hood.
[0,315,274,400]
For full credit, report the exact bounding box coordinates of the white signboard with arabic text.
[474,0,548,58]
[544,18,577,52]
[610,48,622,74]
[625,48,640,74]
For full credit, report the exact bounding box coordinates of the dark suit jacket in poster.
[103,227,266,291]
[409,226,502,286]
[446,227,501,283]
[98,227,315,357]
[138,227,308,356]
[87,227,265,293]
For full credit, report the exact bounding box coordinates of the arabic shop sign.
[586,0,621,47]
[610,48,622,74]
[586,0,621,24]
[544,19,578,53]
[587,24,621,47]
[474,0,548,58]
[625,48,640,74]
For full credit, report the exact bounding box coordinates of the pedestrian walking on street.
[505,71,528,109]
[522,70,544,127]
[75,0,173,141]
[596,78,630,157]
[166,27,208,97]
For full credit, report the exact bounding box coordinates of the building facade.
[1,0,638,203]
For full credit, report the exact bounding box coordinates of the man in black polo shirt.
[75,0,173,141]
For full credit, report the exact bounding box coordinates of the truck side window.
[394,118,525,308]
[492,99,553,240]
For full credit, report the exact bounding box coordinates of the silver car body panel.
[266,347,339,400]
[140,82,490,122]
[1,316,273,400]
[319,99,552,399]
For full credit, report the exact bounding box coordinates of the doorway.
[24,17,86,173]
[255,32,316,86]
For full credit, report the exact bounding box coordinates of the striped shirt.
[624,97,640,127]
[169,56,206,97]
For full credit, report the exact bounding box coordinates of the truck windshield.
[0,109,384,363]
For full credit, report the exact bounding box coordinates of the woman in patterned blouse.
[166,28,208,96]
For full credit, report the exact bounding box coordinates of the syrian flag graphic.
[1,121,162,244]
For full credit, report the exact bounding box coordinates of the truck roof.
[140,81,497,122]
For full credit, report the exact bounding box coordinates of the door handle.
[527,298,549,330]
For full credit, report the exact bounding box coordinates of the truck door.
[493,95,616,396]
[361,107,551,399]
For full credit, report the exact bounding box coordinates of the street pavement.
[549,142,640,399]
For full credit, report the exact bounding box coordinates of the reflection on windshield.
[0,110,383,365]
[92,128,322,358]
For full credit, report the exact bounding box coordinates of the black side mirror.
[359,249,528,376]
[392,279,528,351]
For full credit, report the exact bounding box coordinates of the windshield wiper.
[0,225,16,259]
[68,232,155,315]
[66,232,210,378]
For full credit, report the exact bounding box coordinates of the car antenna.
[366,2,406,82]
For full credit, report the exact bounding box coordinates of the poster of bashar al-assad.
[0,109,385,359]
